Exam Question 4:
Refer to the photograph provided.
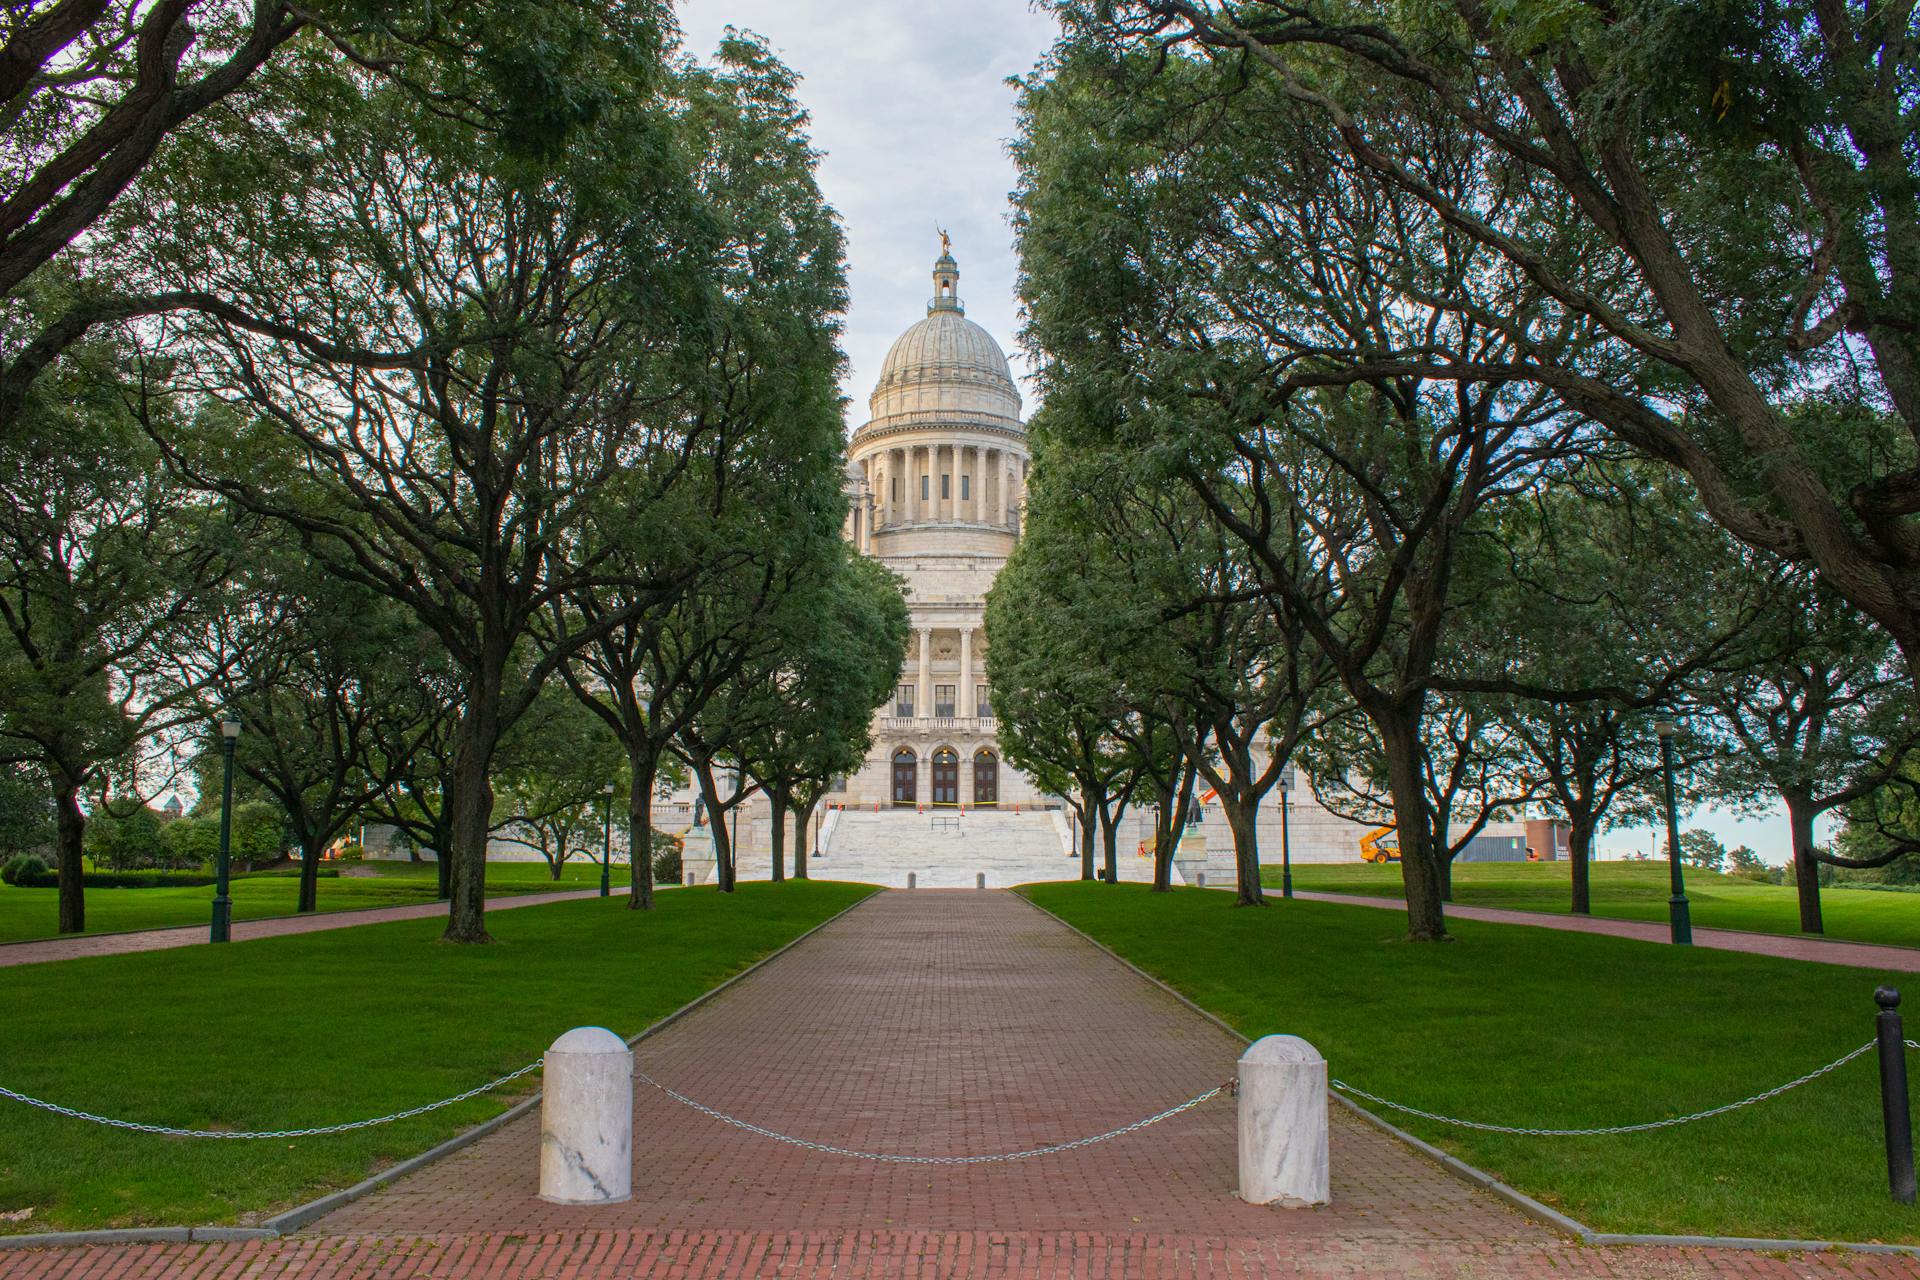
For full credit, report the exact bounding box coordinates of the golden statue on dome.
[938,226,952,256]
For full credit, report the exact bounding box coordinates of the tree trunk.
[1786,794,1824,935]
[793,798,816,880]
[1219,797,1263,906]
[52,780,84,934]
[434,815,451,900]
[693,756,735,892]
[628,747,657,910]
[298,835,324,912]
[1378,708,1448,941]
[441,689,502,944]
[1074,785,1098,880]
[1568,808,1597,915]
[768,785,788,883]
[1097,802,1119,884]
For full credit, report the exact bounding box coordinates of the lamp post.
[1278,769,1294,900]
[211,713,241,943]
[600,782,614,898]
[1654,718,1693,945]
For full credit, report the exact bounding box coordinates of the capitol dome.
[863,252,1023,429]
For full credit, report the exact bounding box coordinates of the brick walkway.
[2,890,1913,1278]
[0,889,596,968]
[1299,890,1920,971]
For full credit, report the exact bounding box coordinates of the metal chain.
[0,1061,540,1139]
[1331,1042,1877,1137]
[633,1068,1231,1164]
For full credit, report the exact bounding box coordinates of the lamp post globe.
[1654,718,1693,945]
[600,783,615,898]
[211,714,242,943]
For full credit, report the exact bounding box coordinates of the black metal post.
[600,791,612,899]
[1279,783,1294,900]
[1658,733,1692,945]
[211,733,236,943]
[1879,986,1916,1204]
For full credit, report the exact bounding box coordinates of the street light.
[600,782,615,898]
[211,713,241,943]
[1654,718,1693,945]
[1278,769,1294,900]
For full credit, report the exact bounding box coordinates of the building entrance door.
[931,748,959,806]
[891,750,917,806]
[973,749,998,806]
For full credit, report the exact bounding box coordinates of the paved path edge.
[0,886,881,1252]
[1010,887,1920,1260]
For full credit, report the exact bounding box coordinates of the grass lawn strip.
[1023,881,1920,1245]
[0,881,871,1235]
[0,860,619,945]
[1271,860,1920,950]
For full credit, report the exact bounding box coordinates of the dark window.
[896,684,915,717]
[975,684,992,718]
[941,474,951,499]
[934,684,955,718]
[961,475,970,501]
[892,476,900,501]
[920,475,929,500]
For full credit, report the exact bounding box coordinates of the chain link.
[633,1068,1231,1164]
[0,1061,540,1139]
[1331,1042,1878,1137]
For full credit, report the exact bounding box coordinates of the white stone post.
[959,627,973,728]
[1236,1034,1329,1207]
[540,1027,633,1205]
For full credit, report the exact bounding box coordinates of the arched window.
[973,749,999,807]
[931,747,959,806]
[891,748,918,807]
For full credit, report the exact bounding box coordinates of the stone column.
[1237,1034,1329,1207]
[990,448,1004,525]
[917,627,932,721]
[959,627,973,724]
[967,445,980,521]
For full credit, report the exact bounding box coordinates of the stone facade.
[828,249,1047,811]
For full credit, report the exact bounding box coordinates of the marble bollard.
[976,872,986,889]
[908,872,917,889]
[539,1027,632,1205]
[1237,1034,1329,1207]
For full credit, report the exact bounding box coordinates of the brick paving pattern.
[1298,890,1920,971]
[0,889,596,968]
[3,889,1913,1278]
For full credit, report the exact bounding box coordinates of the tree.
[489,684,625,881]
[147,18,788,941]
[1727,844,1766,877]
[1680,828,1727,873]
[0,338,223,931]
[183,542,430,910]
[1015,42,1589,937]
[548,34,851,910]
[1076,2,1920,705]
[1694,565,1920,933]
[737,549,907,882]
[0,0,656,426]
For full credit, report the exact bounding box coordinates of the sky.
[675,0,1058,413]
[671,0,1814,866]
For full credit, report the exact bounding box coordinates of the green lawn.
[0,858,620,945]
[1025,882,1920,1244]
[1271,859,1920,949]
[0,880,870,1234]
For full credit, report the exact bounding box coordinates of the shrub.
[333,841,365,862]
[651,831,683,885]
[232,801,287,869]
[2,852,49,885]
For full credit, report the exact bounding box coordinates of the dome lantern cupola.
[931,229,961,313]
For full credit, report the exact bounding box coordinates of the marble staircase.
[805,808,1166,889]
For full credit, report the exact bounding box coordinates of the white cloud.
[675,0,1059,422]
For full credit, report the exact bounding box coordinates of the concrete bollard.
[977,872,986,890]
[908,872,917,889]
[1237,1034,1329,1207]
[685,872,697,887]
[1196,872,1206,888]
[540,1027,632,1205]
